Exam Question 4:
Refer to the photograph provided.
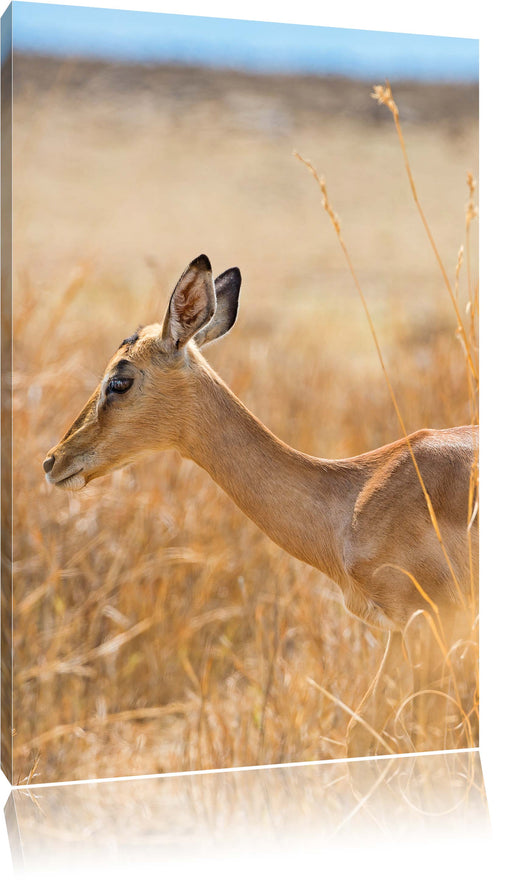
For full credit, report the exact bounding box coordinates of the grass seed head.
[371,83,398,115]
[465,174,478,225]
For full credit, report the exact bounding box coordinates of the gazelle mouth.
[48,469,86,491]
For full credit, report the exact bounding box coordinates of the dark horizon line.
[12,48,479,86]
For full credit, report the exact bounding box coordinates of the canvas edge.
[1,1,14,787]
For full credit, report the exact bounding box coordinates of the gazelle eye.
[107,377,133,395]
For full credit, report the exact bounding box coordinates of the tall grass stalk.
[295,83,479,756]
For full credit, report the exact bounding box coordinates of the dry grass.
[8,55,478,784]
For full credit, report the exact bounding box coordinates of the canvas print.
[1,2,479,785]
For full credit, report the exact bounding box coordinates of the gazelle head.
[43,255,241,490]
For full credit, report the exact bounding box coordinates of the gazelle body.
[44,255,478,635]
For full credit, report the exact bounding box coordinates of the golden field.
[7,55,478,784]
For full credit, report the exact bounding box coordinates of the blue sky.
[9,1,478,81]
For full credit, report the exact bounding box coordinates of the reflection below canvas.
[5,750,489,873]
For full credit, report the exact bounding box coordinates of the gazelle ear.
[194,267,241,348]
[162,255,216,348]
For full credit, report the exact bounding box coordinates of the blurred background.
[8,2,478,784]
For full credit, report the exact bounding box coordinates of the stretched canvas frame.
[1,2,478,788]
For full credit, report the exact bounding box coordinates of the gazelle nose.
[43,455,55,474]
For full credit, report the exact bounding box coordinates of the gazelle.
[44,255,478,749]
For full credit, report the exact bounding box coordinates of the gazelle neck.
[179,356,342,578]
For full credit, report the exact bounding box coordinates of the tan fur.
[44,259,478,635]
